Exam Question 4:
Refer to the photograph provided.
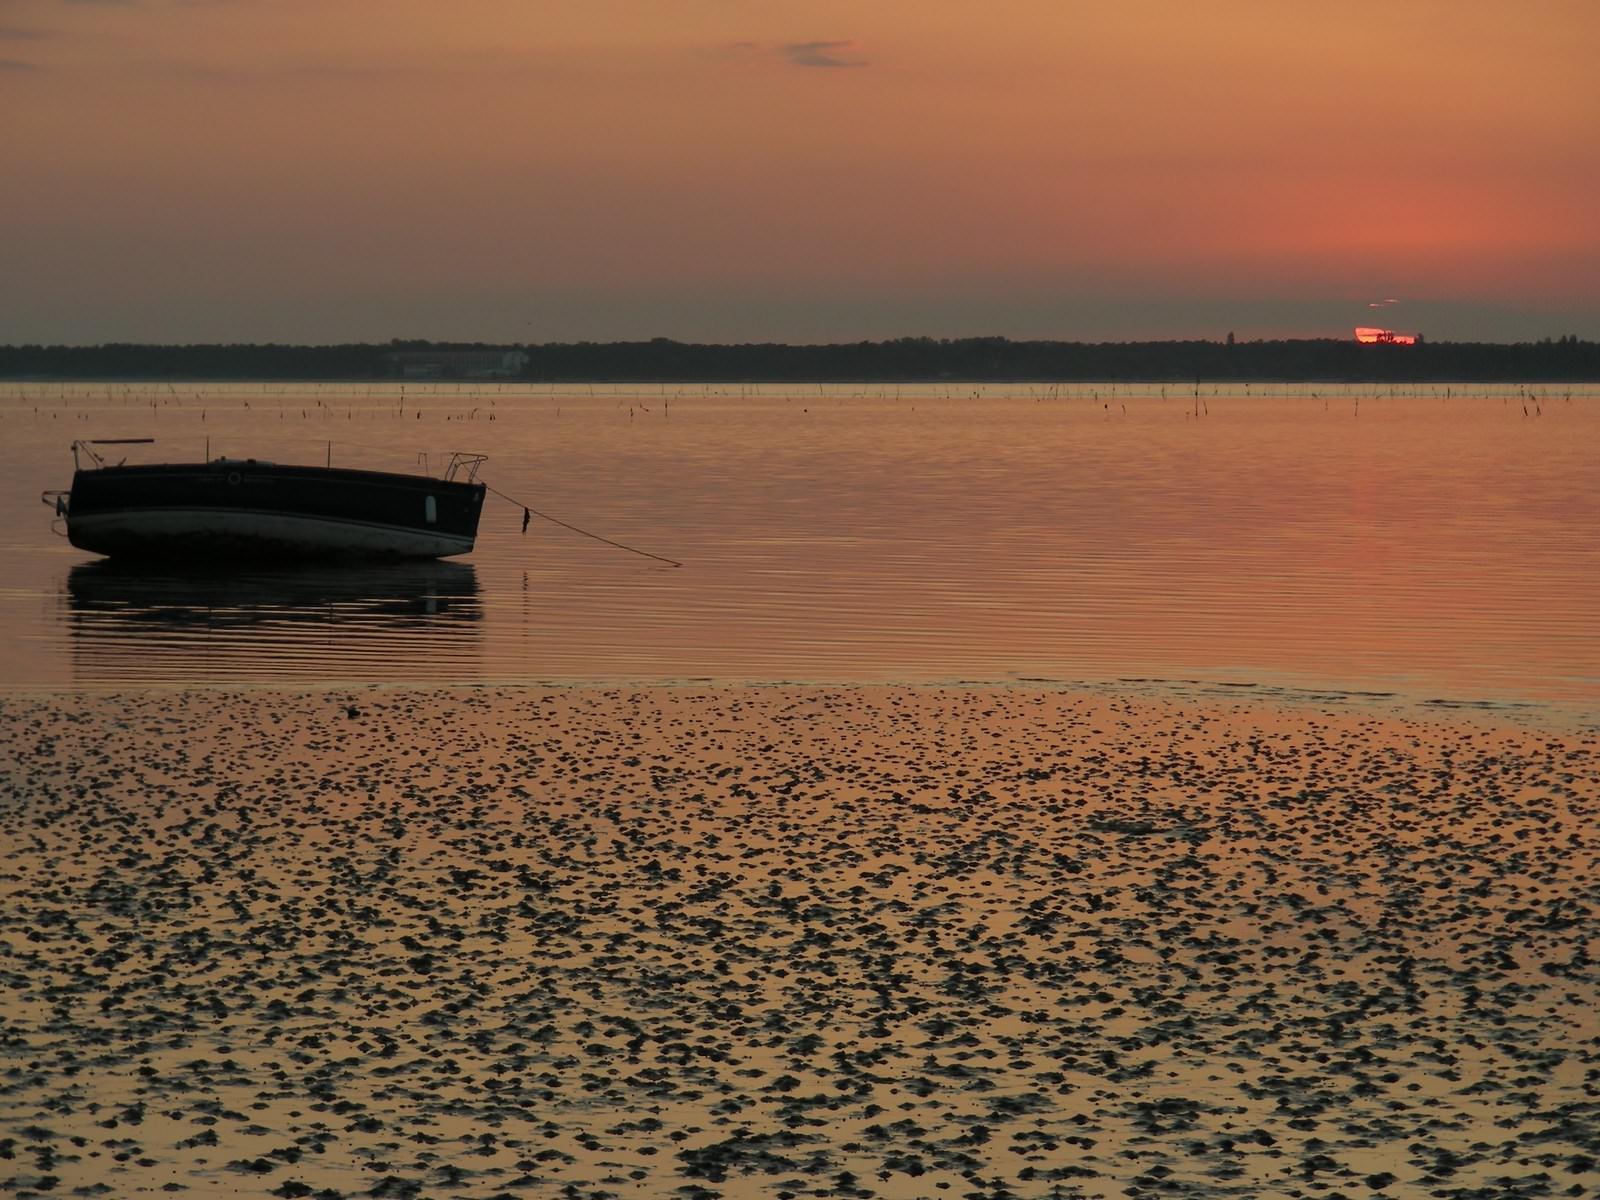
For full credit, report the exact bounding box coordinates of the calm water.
[3,381,1596,711]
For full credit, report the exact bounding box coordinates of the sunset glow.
[1,0,1595,343]
[1354,327,1418,345]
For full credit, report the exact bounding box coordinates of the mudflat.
[2,688,1597,1199]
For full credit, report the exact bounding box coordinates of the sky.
[2,0,1597,345]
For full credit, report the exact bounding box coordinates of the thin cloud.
[701,40,758,65]
[0,57,42,69]
[86,45,596,84]
[780,40,866,68]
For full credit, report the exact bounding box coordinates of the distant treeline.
[2,336,1598,383]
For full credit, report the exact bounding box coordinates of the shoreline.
[5,339,1600,387]
[4,675,1593,735]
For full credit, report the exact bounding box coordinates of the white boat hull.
[68,508,476,560]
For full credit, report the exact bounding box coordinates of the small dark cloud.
[0,57,42,70]
[708,40,869,69]
[0,28,51,39]
[780,40,866,68]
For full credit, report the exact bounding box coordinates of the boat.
[43,440,488,560]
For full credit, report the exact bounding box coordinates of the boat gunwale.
[72,460,487,493]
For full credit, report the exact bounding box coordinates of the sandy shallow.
[2,687,1598,1200]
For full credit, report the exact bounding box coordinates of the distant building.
[1354,326,1418,345]
[384,349,529,379]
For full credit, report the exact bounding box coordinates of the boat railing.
[67,439,487,483]
[71,438,156,471]
[444,453,488,484]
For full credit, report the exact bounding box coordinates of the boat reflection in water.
[64,559,482,684]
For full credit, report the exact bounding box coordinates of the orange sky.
[2,0,1596,343]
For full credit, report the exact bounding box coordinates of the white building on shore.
[384,349,529,379]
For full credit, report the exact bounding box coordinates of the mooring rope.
[484,484,682,568]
